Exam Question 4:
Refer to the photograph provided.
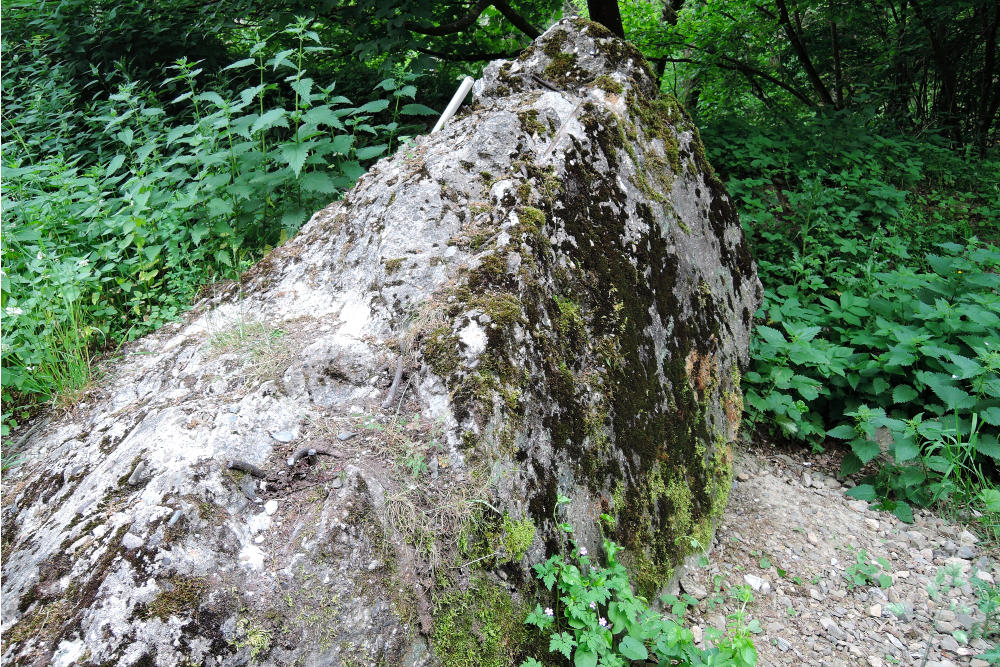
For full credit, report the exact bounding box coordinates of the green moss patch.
[140,576,207,621]
[431,576,529,667]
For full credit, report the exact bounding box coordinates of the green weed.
[521,495,757,667]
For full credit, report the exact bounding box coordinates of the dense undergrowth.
[700,114,1000,538]
[0,19,436,436]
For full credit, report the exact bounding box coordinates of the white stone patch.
[338,297,370,337]
[248,512,272,534]
[52,638,87,667]
[458,321,487,357]
[264,500,278,516]
[239,544,267,570]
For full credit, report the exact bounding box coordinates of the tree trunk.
[587,0,625,38]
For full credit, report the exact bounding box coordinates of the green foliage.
[927,562,1000,645]
[843,547,893,589]
[1,18,419,434]
[701,112,1000,532]
[521,497,757,666]
[633,0,999,148]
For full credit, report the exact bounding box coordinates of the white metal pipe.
[431,76,475,134]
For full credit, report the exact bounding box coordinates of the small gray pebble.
[956,545,976,559]
[338,431,357,441]
[271,430,295,443]
[239,477,257,500]
[167,510,183,527]
[331,477,343,489]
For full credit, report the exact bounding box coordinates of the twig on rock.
[382,355,405,409]
[286,447,335,467]
[227,460,267,478]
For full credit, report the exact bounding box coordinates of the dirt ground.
[678,443,998,666]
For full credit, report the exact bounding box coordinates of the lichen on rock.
[1,17,759,667]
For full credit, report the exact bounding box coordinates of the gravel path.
[677,446,998,666]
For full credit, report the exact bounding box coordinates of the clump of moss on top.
[594,74,624,95]
[384,257,405,275]
[542,29,568,57]
[544,53,580,87]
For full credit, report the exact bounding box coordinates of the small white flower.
[589,601,597,610]
[952,374,958,379]
[598,617,608,628]
[544,607,554,617]
[579,547,588,556]
[36,251,43,260]
[5,306,23,316]
[76,258,90,267]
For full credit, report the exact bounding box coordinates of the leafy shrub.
[700,114,1000,527]
[1,18,435,434]
[521,497,757,667]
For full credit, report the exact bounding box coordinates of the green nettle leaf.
[891,435,920,462]
[891,384,919,404]
[974,434,1000,460]
[250,108,289,135]
[826,424,856,439]
[619,635,649,660]
[979,489,1000,512]
[303,105,345,129]
[355,144,387,160]
[400,103,439,116]
[106,154,126,176]
[898,466,926,487]
[892,501,914,524]
[190,224,209,245]
[290,77,314,100]
[329,134,354,155]
[214,250,233,267]
[354,99,390,115]
[756,325,787,346]
[846,484,877,501]
[298,171,337,194]
[207,197,234,217]
[851,438,881,464]
[980,407,1000,427]
[278,142,310,176]
[223,58,256,71]
[932,384,976,410]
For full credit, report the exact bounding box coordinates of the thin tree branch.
[405,0,492,36]
[662,56,816,107]
[774,0,836,107]
[415,46,521,62]
[493,0,541,38]
[405,0,540,40]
